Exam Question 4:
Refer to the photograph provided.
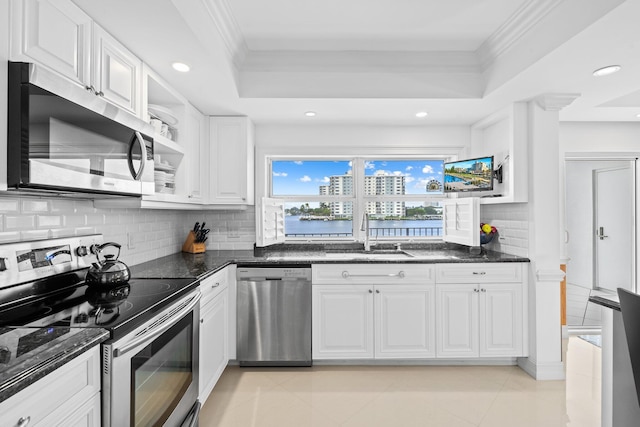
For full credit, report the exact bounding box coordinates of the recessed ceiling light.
[593,65,621,77]
[416,112,428,118]
[305,111,316,117]
[172,62,190,72]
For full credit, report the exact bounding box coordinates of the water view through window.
[272,159,445,238]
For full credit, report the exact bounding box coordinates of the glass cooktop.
[0,276,199,340]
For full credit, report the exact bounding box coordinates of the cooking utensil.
[85,242,131,286]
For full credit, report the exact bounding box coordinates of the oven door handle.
[113,291,201,358]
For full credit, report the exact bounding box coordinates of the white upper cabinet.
[10,0,142,117]
[92,24,142,116]
[10,0,92,87]
[209,117,255,205]
[183,103,207,203]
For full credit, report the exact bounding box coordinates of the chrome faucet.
[360,212,371,252]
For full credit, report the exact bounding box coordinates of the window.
[270,158,445,241]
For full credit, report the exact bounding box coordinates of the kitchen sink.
[324,250,414,260]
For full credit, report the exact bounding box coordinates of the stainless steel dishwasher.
[236,266,312,366]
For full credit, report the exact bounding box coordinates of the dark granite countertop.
[130,243,529,280]
[589,295,621,311]
[0,327,109,403]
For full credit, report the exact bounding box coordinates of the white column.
[518,93,579,380]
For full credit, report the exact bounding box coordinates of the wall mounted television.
[444,156,494,193]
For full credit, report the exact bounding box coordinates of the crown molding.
[534,93,581,111]
[477,0,562,71]
[200,0,249,66]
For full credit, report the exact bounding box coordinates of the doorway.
[565,159,636,330]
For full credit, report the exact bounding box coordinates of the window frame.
[268,156,448,243]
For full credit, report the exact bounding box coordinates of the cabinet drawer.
[0,346,100,427]
[200,267,229,306]
[436,263,523,283]
[312,264,434,285]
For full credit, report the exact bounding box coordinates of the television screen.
[444,156,494,193]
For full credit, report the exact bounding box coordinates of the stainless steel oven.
[103,289,201,427]
[7,61,154,196]
[0,235,202,427]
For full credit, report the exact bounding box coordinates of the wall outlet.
[127,232,136,249]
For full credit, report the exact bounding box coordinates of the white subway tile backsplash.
[21,200,49,213]
[0,231,21,242]
[21,230,50,241]
[0,200,19,213]
[5,215,35,230]
[86,214,105,226]
[37,215,62,228]
[0,196,257,263]
[64,215,86,227]
[49,228,77,238]
[50,200,76,213]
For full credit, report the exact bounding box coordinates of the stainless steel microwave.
[7,62,154,196]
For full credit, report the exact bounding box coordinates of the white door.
[436,284,478,358]
[312,285,374,359]
[479,284,523,357]
[594,166,634,292]
[374,285,436,359]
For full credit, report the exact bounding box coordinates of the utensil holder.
[182,231,206,254]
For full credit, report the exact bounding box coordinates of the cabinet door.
[92,24,142,116]
[209,117,255,205]
[184,104,206,203]
[436,284,479,358]
[0,346,100,427]
[312,285,374,359]
[479,284,523,357]
[375,285,436,359]
[52,393,101,427]
[11,0,91,86]
[199,287,228,403]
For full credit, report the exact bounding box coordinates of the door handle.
[127,131,147,180]
[598,226,609,240]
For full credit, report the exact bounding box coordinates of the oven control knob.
[0,257,7,272]
[76,246,89,257]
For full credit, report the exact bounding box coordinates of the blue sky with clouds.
[272,160,444,196]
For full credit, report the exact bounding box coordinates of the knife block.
[182,231,206,254]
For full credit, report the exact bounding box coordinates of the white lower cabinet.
[312,284,374,359]
[312,284,436,360]
[312,263,526,362]
[199,268,230,403]
[436,263,525,358]
[0,346,101,427]
[312,263,436,360]
[375,285,436,359]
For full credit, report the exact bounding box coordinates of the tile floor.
[200,336,601,426]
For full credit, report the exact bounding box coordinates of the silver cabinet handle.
[368,289,373,293]
[472,272,486,275]
[342,271,406,279]
[480,288,486,292]
[17,417,31,427]
[376,289,380,294]
[212,282,220,289]
[474,288,480,293]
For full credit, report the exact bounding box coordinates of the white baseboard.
[518,357,566,380]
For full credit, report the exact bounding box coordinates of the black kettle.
[85,242,131,286]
